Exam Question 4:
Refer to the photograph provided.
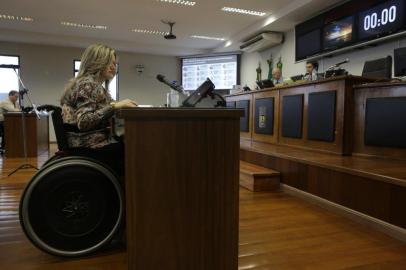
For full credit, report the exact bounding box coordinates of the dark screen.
[282,95,304,139]
[296,29,321,60]
[394,47,406,76]
[358,0,405,40]
[365,97,406,148]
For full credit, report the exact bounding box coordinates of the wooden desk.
[118,108,243,270]
[226,76,375,155]
[4,113,49,158]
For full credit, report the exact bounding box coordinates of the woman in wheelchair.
[61,44,137,175]
[19,44,137,257]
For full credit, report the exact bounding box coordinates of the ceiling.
[0,0,344,56]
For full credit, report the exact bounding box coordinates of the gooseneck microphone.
[326,59,350,70]
[156,74,183,93]
[334,59,350,67]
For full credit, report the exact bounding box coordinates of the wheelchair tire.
[19,157,123,257]
[41,153,63,169]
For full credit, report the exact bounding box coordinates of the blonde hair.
[62,44,116,102]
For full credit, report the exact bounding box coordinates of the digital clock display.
[358,0,405,40]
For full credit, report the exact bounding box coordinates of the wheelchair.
[19,105,124,257]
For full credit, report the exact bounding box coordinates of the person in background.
[304,62,319,81]
[272,68,284,85]
[60,44,137,176]
[0,90,21,149]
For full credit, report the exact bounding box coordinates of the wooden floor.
[1,146,406,270]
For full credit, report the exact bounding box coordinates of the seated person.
[60,44,137,176]
[303,62,319,81]
[272,68,284,86]
[0,90,21,149]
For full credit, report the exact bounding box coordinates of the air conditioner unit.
[240,32,284,53]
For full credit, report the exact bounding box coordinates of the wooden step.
[240,161,280,192]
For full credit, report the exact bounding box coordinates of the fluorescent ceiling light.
[191,35,225,41]
[221,7,266,17]
[157,0,196,6]
[61,21,107,30]
[131,28,169,35]
[0,14,33,22]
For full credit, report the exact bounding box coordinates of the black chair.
[19,105,124,257]
[362,56,392,80]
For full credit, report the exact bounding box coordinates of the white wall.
[0,41,180,141]
[241,30,406,89]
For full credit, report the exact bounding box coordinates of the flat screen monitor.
[394,47,406,77]
[358,0,405,41]
[296,29,321,60]
[323,16,354,50]
[181,55,239,91]
[181,78,215,107]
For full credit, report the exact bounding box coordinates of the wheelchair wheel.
[41,153,63,168]
[19,157,123,257]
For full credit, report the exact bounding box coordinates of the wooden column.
[119,108,242,270]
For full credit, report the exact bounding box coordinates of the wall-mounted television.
[323,16,355,50]
[358,0,405,41]
[295,0,406,61]
[181,54,240,91]
[296,29,322,60]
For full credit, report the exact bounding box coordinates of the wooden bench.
[240,161,280,192]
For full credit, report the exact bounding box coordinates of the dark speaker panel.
[226,101,236,108]
[282,94,304,139]
[307,91,336,142]
[254,98,274,135]
[365,97,406,148]
[236,100,250,132]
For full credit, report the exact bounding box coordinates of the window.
[73,60,118,100]
[0,55,20,101]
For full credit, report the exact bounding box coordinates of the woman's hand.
[112,99,138,109]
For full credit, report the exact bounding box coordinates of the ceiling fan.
[161,20,177,40]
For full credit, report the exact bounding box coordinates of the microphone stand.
[8,68,39,177]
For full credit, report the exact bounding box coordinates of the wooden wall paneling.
[225,93,253,141]
[302,80,346,154]
[353,83,406,160]
[252,90,279,144]
[279,85,307,148]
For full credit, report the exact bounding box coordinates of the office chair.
[362,56,392,80]
[19,105,124,257]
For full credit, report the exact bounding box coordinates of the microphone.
[0,64,20,69]
[156,74,183,93]
[334,59,349,67]
[326,59,350,71]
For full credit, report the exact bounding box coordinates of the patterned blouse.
[61,75,115,149]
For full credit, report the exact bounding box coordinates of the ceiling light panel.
[0,14,33,22]
[131,28,169,35]
[191,35,225,41]
[157,0,196,6]
[221,7,266,17]
[61,21,107,30]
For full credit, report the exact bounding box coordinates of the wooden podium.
[118,108,243,270]
[4,112,49,158]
